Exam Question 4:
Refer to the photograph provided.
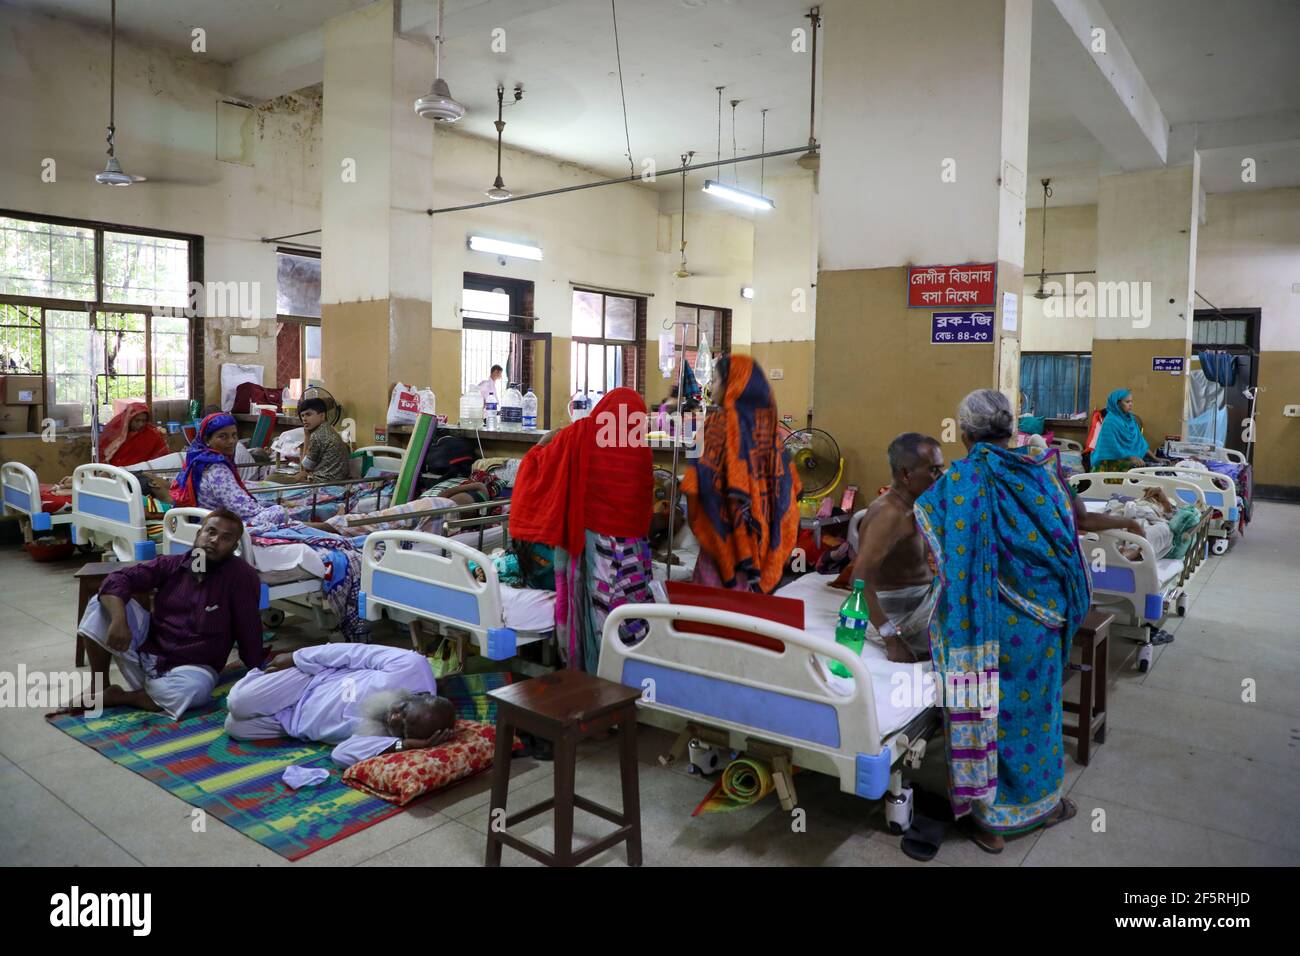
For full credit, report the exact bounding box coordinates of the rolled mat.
[691,756,775,816]
[392,413,437,505]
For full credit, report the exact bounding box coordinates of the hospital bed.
[1130,465,1240,554]
[2,461,74,542]
[359,528,556,675]
[68,463,155,562]
[1162,439,1246,465]
[596,573,938,833]
[1069,471,1211,671]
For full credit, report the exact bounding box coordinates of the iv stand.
[661,314,696,581]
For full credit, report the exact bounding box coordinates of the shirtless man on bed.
[849,433,945,664]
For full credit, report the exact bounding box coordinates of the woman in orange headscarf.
[682,354,801,593]
[510,387,655,672]
[98,402,170,467]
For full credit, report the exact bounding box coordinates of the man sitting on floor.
[849,432,946,663]
[76,507,265,717]
[224,644,457,766]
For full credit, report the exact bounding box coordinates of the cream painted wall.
[0,7,322,406]
[1198,187,1300,352]
[819,0,1030,270]
[1020,204,1098,352]
[751,174,817,344]
[1019,188,1300,355]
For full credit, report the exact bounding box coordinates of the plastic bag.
[387,382,421,425]
[416,388,437,415]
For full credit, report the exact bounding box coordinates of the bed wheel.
[1136,644,1153,672]
[261,608,285,628]
[1211,538,1229,556]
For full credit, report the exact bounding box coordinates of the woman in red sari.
[99,402,170,467]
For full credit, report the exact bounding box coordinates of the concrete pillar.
[813,0,1032,492]
[1090,158,1199,446]
[320,0,435,442]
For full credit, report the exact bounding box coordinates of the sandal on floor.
[1041,797,1078,830]
[958,818,1004,854]
[899,815,947,862]
[1149,630,1176,646]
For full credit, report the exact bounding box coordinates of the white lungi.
[77,596,219,719]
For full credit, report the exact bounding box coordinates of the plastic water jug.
[459,390,484,428]
[522,389,538,429]
[500,384,524,430]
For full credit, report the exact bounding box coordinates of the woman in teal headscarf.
[1092,388,1151,472]
[916,389,1093,853]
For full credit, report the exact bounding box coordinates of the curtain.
[1020,354,1090,418]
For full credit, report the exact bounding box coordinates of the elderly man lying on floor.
[76,507,265,718]
[223,644,457,766]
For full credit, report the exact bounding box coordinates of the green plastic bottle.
[828,580,871,678]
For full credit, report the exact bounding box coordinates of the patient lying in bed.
[1095,487,1199,560]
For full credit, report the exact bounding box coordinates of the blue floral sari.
[915,444,1091,832]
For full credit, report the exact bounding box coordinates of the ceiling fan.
[95,0,144,185]
[673,151,694,277]
[1027,177,1094,298]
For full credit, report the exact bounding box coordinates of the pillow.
[342,719,517,806]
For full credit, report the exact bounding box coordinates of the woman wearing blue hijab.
[1091,388,1151,472]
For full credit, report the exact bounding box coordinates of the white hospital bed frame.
[359,528,552,672]
[161,507,326,626]
[1,461,74,542]
[69,463,153,562]
[1162,439,1246,465]
[597,602,936,830]
[1130,465,1239,554]
[1069,471,1211,671]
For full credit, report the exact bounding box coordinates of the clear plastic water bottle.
[501,384,524,430]
[484,389,499,430]
[828,580,871,678]
[569,390,592,422]
[522,388,538,429]
[459,389,484,428]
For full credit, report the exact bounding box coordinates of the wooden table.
[485,669,643,867]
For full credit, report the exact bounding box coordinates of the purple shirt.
[98,553,265,675]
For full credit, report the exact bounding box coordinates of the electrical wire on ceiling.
[610,0,635,178]
[760,108,768,193]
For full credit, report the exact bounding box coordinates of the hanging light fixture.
[414,0,466,122]
[96,0,145,186]
[796,6,821,171]
[485,84,512,200]
[701,89,774,210]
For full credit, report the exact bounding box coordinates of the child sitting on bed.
[470,538,557,591]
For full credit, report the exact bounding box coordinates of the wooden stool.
[485,669,643,867]
[74,562,128,667]
[1063,609,1112,766]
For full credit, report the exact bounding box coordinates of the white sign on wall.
[1002,291,1018,333]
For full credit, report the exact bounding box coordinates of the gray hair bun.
[957,388,1015,442]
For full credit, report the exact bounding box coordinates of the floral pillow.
[342,719,515,806]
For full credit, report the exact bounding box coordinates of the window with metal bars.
[571,289,647,398]
[0,210,200,429]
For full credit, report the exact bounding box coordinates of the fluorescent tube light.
[702,179,775,211]
[468,236,543,261]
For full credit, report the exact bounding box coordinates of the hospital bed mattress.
[773,572,932,738]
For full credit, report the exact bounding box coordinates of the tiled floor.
[2,502,1298,866]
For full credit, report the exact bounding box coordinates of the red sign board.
[907,262,997,308]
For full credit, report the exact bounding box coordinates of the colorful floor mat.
[45,668,517,860]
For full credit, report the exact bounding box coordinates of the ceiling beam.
[1042,0,1169,171]
[226,27,325,103]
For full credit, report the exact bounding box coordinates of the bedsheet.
[773,572,932,738]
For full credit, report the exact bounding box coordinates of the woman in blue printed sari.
[915,389,1093,853]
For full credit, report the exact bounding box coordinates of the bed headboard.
[1069,471,1207,510]
[1,461,41,519]
[1129,466,1235,511]
[359,529,517,660]
[598,602,886,763]
[1163,440,1246,464]
[162,507,256,565]
[71,463,150,561]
